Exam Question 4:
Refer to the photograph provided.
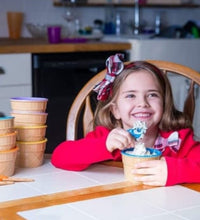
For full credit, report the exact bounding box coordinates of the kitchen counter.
[0,38,131,54]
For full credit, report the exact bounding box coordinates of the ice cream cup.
[121,148,162,185]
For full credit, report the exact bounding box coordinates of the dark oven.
[32,51,129,153]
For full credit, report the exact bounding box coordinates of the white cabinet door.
[0,53,31,86]
[0,53,32,116]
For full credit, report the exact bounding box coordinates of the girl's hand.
[106,127,135,152]
[132,157,167,186]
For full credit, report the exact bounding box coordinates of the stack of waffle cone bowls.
[10,97,48,168]
[0,116,18,176]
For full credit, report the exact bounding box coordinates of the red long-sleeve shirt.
[51,126,200,186]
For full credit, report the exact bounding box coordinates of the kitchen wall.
[0,0,200,37]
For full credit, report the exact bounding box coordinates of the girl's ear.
[110,103,121,120]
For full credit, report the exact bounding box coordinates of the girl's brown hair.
[93,61,192,131]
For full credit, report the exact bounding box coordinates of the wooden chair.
[66,60,200,141]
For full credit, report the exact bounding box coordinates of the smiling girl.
[51,54,200,186]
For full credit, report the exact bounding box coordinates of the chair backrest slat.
[83,96,94,137]
[184,80,195,122]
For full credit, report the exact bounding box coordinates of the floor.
[1,159,200,220]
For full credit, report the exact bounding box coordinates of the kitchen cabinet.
[0,53,32,116]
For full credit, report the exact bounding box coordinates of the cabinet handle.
[0,67,5,74]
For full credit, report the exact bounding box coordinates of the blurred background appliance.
[32,51,129,153]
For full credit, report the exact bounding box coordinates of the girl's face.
[111,70,164,132]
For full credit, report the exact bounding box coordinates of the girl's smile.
[132,112,152,119]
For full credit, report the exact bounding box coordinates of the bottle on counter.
[104,0,116,35]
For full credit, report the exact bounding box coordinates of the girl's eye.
[125,93,135,98]
[148,92,160,98]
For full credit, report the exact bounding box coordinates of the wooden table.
[0,161,200,220]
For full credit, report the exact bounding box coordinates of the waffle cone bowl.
[11,111,48,126]
[0,131,17,151]
[10,97,48,112]
[0,147,18,176]
[121,148,161,185]
[15,125,47,142]
[0,116,14,135]
[16,138,47,168]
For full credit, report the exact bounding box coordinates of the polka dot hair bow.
[93,53,124,101]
